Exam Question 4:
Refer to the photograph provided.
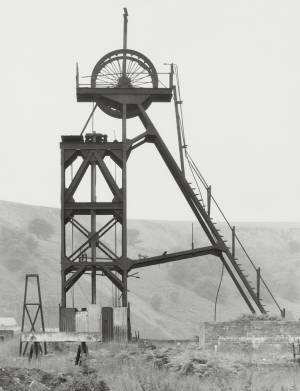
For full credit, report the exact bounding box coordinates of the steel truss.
[61,103,266,316]
[60,8,283,319]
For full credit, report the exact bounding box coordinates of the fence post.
[207,186,211,217]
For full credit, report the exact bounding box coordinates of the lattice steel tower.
[60,9,284,319]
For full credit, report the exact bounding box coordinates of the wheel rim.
[91,49,158,118]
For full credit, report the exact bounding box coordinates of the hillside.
[0,200,299,338]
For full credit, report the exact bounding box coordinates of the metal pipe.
[173,77,185,175]
[122,8,128,78]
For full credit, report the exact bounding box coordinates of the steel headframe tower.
[60,9,282,318]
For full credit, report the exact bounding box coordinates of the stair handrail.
[172,65,284,316]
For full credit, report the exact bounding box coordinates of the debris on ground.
[0,367,67,391]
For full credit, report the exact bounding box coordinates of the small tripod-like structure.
[19,274,47,358]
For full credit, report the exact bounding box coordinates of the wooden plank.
[21,332,101,343]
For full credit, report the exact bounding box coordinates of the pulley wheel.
[91,49,158,118]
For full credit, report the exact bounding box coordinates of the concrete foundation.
[200,320,300,353]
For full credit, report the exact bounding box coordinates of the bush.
[28,218,54,240]
[57,374,110,391]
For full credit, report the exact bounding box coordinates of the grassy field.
[1,337,300,390]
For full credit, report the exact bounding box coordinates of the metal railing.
[76,63,172,89]
[172,63,285,317]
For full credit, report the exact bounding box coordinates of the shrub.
[57,374,110,391]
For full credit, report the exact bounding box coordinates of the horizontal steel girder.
[77,87,172,103]
[62,245,220,274]
[64,264,124,292]
[130,245,218,269]
[64,202,122,215]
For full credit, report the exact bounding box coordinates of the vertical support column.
[122,272,128,307]
[37,275,47,354]
[61,148,66,308]
[19,275,28,355]
[122,103,128,307]
[256,266,260,301]
[121,7,129,310]
[91,148,97,304]
[173,73,185,176]
[113,218,119,307]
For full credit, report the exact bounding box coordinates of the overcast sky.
[0,0,299,222]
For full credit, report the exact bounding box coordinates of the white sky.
[0,0,299,221]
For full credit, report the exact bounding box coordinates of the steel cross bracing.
[19,274,47,357]
[61,106,267,315]
[60,8,284,317]
[61,100,267,314]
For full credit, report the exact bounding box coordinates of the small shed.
[59,306,129,342]
[0,317,18,340]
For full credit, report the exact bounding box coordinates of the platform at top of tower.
[76,86,173,103]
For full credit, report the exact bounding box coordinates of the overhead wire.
[214,263,225,322]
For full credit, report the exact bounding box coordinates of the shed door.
[102,307,113,342]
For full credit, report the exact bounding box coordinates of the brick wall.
[200,320,300,352]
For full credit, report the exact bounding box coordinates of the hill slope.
[0,200,300,338]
